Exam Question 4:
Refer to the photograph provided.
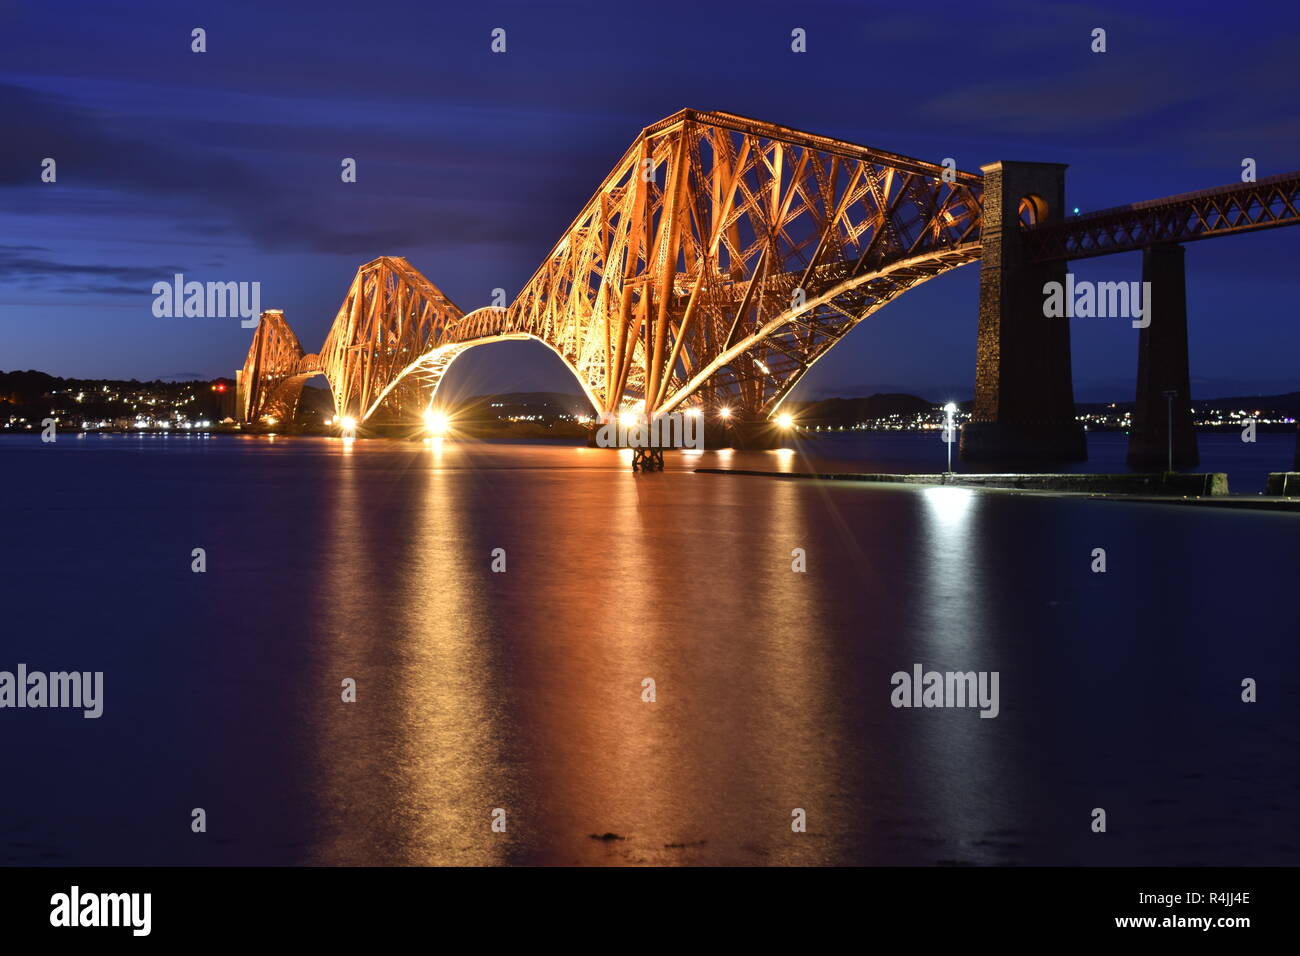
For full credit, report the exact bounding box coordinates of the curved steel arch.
[238,109,983,425]
[363,307,604,420]
[239,257,468,424]
[659,242,982,415]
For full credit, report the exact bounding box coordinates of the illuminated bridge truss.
[1025,171,1300,262]
[239,109,983,424]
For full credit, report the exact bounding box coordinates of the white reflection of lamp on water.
[922,485,974,530]
[917,483,998,852]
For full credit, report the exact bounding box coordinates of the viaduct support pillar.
[1127,243,1198,470]
[960,161,1086,463]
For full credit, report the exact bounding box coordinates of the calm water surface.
[1,432,1297,866]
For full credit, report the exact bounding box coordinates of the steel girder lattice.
[1024,172,1300,262]
[238,109,984,425]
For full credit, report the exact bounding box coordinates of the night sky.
[2,0,1297,402]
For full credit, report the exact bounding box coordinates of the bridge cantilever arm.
[1024,171,1300,262]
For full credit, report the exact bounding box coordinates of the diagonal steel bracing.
[1024,172,1300,262]
[239,109,984,425]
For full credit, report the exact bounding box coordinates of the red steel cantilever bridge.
[238,109,983,427]
[237,108,1300,465]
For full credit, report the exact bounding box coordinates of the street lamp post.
[943,402,957,475]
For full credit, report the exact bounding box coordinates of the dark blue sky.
[2,0,1297,401]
